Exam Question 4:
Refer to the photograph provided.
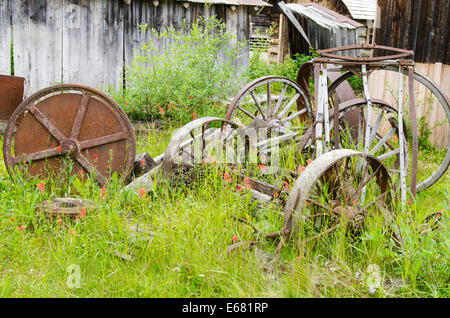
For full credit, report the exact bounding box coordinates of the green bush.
[114,15,245,124]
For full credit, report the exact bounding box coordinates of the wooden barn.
[250,0,377,63]
[368,0,449,148]
[0,0,269,95]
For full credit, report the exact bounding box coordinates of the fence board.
[0,0,11,75]
[369,63,450,148]
[3,0,250,94]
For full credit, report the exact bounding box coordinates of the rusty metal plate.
[3,84,136,185]
[0,75,25,122]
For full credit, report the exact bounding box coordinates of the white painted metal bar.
[397,66,407,208]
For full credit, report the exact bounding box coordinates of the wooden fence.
[0,0,249,96]
[369,62,450,148]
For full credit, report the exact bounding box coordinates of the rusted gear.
[3,84,136,185]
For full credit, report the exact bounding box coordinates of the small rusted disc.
[3,84,136,185]
[35,198,94,218]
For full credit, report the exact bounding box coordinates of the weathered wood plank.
[0,0,11,75]
[12,0,63,95]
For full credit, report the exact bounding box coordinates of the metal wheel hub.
[60,138,81,158]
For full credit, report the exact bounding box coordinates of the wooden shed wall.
[375,0,449,64]
[0,0,250,95]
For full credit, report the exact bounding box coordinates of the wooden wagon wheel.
[3,84,136,185]
[226,76,314,155]
[278,149,396,253]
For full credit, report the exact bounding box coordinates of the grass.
[0,130,448,298]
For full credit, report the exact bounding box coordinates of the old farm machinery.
[0,44,449,252]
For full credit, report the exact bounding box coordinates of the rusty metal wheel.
[279,149,395,252]
[3,84,136,185]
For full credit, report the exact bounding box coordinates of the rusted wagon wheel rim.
[3,84,136,185]
[281,149,393,251]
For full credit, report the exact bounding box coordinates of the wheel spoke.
[371,128,396,155]
[79,131,128,150]
[28,104,66,142]
[76,154,108,185]
[367,110,384,147]
[267,82,272,115]
[236,105,256,119]
[70,92,91,139]
[250,91,266,120]
[278,93,301,119]
[12,147,61,165]
[378,148,400,160]
[272,83,287,117]
[281,108,307,124]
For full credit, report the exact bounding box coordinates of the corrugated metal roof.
[178,0,271,7]
[341,0,377,20]
[286,3,365,30]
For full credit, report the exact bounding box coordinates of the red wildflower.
[57,219,63,224]
[184,106,188,110]
[138,188,146,198]
[78,170,84,175]
[100,187,106,199]
[260,155,266,162]
[408,200,412,205]
[306,159,313,164]
[297,166,306,173]
[212,160,217,165]
[94,154,99,160]
[244,177,252,188]
[259,164,267,172]
[353,200,357,205]
[125,101,129,106]
[140,158,146,167]
[237,185,242,191]
[56,146,61,152]
[223,172,231,181]
[192,112,198,121]
[218,171,222,176]
[305,201,309,205]
[38,182,45,193]
[159,107,165,115]
[69,229,77,235]
[80,208,86,217]
[232,235,238,243]
[18,226,24,231]
[437,213,442,218]
[284,182,290,191]
[176,202,179,206]
[273,192,279,198]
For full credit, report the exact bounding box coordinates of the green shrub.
[114,15,245,124]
